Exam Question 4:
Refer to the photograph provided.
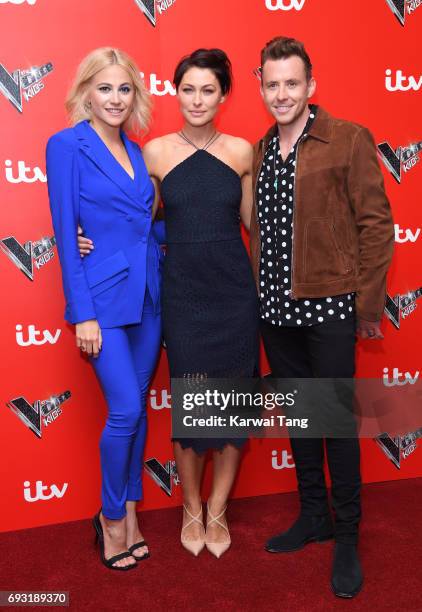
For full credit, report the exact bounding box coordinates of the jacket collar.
[259,106,333,153]
[307,106,333,143]
[74,120,142,209]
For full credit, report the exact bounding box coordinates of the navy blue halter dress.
[161,149,259,454]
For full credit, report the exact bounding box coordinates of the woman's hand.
[77,225,94,257]
[75,320,102,357]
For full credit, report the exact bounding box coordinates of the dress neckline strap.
[178,131,221,151]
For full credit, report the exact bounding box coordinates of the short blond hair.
[66,47,151,134]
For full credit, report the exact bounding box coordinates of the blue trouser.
[91,292,161,519]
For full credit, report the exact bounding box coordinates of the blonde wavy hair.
[66,47,151,134]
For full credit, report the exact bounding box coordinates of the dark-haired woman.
[79,49,259,558]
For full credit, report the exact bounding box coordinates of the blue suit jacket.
[46,120,162,327]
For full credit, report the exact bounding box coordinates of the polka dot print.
[257,105,355,327]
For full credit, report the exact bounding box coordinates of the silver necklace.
[273,136,281,191]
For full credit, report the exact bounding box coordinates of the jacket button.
[141,237,146,243]
[126,215,133,222]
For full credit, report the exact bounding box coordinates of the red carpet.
[1,479,422,611]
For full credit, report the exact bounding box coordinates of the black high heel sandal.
[93,511,137,571]
[128,540,150,561]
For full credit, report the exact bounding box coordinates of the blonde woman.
[46,48,162,570]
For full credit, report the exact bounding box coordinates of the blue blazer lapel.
[121,130,156,210]
[123,131,156,205]
[74,121,142,209]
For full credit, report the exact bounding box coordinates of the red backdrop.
[1,0,421,532]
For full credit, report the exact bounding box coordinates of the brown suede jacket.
[250,107,394,321]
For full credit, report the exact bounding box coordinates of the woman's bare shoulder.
[143,135,165,154]
[221,133,252,148]
[220,134,253,166]
[221,134,253,155]
[144,133,181,154]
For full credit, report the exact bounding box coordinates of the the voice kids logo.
[4,159,46,183]
[376,428,422,468]
[0,61,53,113]
[134,0,176,27]
[265,0,305,10]
[385,69,422,92]
[1,234,56,281]
[6,391,71,438]
[386,0,422,26]
[385,285,422,328]
[16,324,61,347]
[144,457,180,496]
[24,480,68,503]
[377,139,422,183]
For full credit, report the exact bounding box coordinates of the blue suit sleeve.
[151,219,166,245]
[46,133,97,324]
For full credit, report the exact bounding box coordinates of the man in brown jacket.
[251,37,394,598]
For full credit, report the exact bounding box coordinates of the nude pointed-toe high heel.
[181,504,205,557]
[205,503,231,559]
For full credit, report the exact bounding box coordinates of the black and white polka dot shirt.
[257,105,355,327]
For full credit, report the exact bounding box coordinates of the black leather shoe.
[331,543,363,598]
[265,514,334,553]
